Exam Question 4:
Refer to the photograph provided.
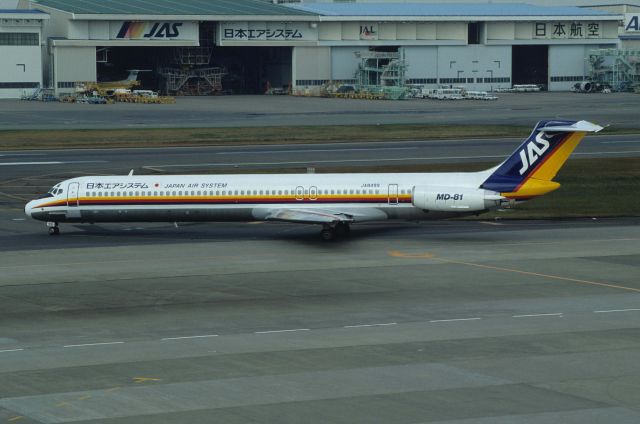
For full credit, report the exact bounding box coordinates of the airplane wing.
[256,207,387,224]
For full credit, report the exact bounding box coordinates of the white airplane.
[25,120,602,240]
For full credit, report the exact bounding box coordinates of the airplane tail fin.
[480,120,603,199]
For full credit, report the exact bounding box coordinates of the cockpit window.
[40,184,62,199]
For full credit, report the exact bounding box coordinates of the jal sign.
[220,22,317,43]
[625,13,640,32]
[109,21,197,41]
[360,24,378,40]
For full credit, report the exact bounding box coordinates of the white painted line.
[0,348,24,353]
[0,161,62,166]
[63,341,124,348]
[217,147,418,155]
[512,313,563,318]
[0,161,107,166]
[430,318,481,323]
[344,322,397,328]
[594,308,640,314]
[147,155,506,168]
[574,150,640,156]
[11,218,25,221]
[479,221,503,226]
[161,334,219,341]
[600,140,640,144]
[255,328,310,334]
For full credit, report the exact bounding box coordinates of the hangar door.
[512,45,548,88]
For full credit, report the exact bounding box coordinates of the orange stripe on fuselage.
[34,195,413,208]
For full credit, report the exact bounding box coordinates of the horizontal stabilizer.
[537,120,603,133]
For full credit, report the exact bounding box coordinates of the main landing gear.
[320,222,350,241]
[47,222,60,236]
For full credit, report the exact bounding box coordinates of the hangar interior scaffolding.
[159,66,227,96]
[587,48,640,92]
[354,51,408,99]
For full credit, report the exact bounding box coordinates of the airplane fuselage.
[26,172,491,225]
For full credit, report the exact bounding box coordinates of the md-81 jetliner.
[25,120,602,240]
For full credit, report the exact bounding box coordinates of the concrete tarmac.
[1,92,639,130]
[0,214,639,423]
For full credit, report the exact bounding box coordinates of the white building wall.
[0,46,42,98]
[53,46,96,93]
[403,46,437,83]
[548,45,587,90]
[437,45,511,90]
[330,46,366,80]
[0,17,44,99]
[293,46,331,82]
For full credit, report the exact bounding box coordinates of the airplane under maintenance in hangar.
[25,120,602,240]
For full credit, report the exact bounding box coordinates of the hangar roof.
[0,9,49,18]
[287,2,617,18]
[30,0,315,16]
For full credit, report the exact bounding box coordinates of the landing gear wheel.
[47,222,59,236]
[320,228,335,241]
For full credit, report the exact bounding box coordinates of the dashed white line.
[594,308,640,314]
[161,334,219,341]
[255,328,310,334]
[0,348,24,353]
[430,318,481,323]
[344,322,397,328]
[512,313,563,318]
[63,341,124,348]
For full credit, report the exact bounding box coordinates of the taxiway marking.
[0,349,24,353]
[512,313,563,318]
[344,323,397,328]
[389,251,640,293]
[63,341,124,348]
[255,328,310,334]
[0,161,107,166]
[161,334,219,341]
[594,308,640,314]
[217,147,418,155]
[430,318,481,323]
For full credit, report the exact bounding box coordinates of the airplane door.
[309,186,318,201]
[388,184,399,205]
[295,186,304,201]
[67,182,79,207]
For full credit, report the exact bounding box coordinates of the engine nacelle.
[412,186,503,212]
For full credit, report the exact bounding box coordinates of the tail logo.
[518,132,550,175]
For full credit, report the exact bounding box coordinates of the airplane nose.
[24,200,34,218]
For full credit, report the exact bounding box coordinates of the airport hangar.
[3,0,623,99]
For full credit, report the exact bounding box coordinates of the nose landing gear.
[47,222,60,235]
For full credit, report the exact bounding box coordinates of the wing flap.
[263,208,354,224]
